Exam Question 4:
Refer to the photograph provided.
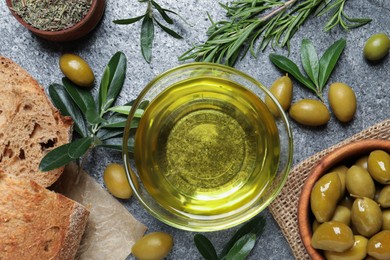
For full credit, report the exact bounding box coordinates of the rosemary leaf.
[180,0,371,67]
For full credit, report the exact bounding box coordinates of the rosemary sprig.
[194,215,266,260]
[179,0,371,66]
[114,0,184,63]
[39,52,143,172]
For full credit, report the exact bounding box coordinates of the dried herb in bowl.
[10,0,92,31]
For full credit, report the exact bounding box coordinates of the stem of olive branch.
[259,0,298,22]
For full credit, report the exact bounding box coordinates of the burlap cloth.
[268,119,390,259]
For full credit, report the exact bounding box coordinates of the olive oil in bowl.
[134,76,280,218]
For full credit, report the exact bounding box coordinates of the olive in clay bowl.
[6,0,106,42]
[297,139,390,260]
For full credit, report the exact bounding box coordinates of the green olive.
[289,99,330,126]
[363,33,390,61]
[103,163,133,199]
[339,195,354,209]
[367,150,390,184]
[331,205,351,226]
[311,172,342,222]
[265,74,293,117]
[324,235,368,260]
[383,210,390,230]
[346,165,375,199]
[328,82,357,123]
[351,197,382,237]
[378,185,390,208]
[330,165,348,196]
[367,230,390,259]
[131,232,173,260]
[59,53,94,87]
[311,221,354,252]
[374,185,382,202]
[313,219,320,233]
[354,156,369,170]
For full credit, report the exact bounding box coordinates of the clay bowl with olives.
[6,0,105,42]
[298,139,390,260]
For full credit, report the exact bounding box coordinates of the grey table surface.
[1,0,389,259]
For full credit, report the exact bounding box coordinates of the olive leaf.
[194,215,266,260]
[99,52,127,112]
[225,233,256,260]
[151,0,173,24]
[194,234,219,260]
[40,52,143,172]
[48,84,89,137]
[154,18,183,39]
[107,106,144,117]
[113,15,145,25]
[269,38,346,101]
[39,143,75,172]
[301,39,320,88]
[62,77,96,115]
[68,137,93,159]
[219,215,265,258]
[113,0,184,63]
[141,14,155,63]
[269,54,317,94]
[96,128,124,141]
[318,38,346,89]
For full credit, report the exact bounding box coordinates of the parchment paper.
[52,164,147,260]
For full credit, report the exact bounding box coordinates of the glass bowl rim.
[122,62,294,231]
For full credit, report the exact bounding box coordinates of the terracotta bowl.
[6,0,106,42]
[297,139,390,260]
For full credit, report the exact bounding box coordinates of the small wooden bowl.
[297,139,390,260]
[6,0,106,42]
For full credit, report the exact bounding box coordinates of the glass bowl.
[123,62,293,231]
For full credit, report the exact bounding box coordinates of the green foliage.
[39,52,144,172]
[179,0,370,66]
[194,215,266,260]
[113,0,184,63]
[269,38,346,101]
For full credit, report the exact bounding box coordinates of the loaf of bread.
[0,173,89,259]
[0,56,73,187]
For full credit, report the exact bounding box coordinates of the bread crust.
[0,56,73,187]
[0,173,89,259]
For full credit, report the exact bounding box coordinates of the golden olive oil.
[135,76,280,217]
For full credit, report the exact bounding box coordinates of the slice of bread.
[0,173,89,259]
[0,56,73,187]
